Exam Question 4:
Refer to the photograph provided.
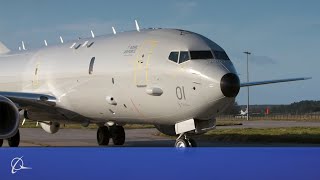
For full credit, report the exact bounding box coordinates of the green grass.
[201,127,320,144]
[216,121,243,126]
[217,115,320,122]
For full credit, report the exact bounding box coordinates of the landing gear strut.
[97,125,126,146]
[175,133,197,148]
[7,129,20,147]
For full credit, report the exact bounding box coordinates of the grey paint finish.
[0,29,236,126]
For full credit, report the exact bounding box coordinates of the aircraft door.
[135,40,157,87]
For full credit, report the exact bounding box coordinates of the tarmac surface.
[2,120,320,147]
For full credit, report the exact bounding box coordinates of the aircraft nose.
[220,73,240,98]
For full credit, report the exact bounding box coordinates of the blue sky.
[0,0,318,105]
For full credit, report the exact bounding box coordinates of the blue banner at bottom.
[0,148,319,180]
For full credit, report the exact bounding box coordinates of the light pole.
[243,51,251,121]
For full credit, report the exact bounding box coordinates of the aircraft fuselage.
[0,29,238,125]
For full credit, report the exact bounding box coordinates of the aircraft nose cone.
[220,73,240,98]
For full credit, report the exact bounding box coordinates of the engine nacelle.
[154,124,176,136]
[40,122,60,134]
[0,96,20,139]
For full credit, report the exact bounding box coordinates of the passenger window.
[168,52,179,63]
[89,57,95,75]
[179,51,190,63]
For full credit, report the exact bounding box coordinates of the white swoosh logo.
[11,156,32,174]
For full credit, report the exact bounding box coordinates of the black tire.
[97,126,110,146]
[0,139,3,147]
[175,139,189,148]
[110,126,125,145]
[188,138,197,147]
[8,130,20,147]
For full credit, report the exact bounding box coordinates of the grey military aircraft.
[0,25,310,147]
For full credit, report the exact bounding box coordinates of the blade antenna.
[112,27,117,35]
[21,41,26,50]
[44,40,48,46]
[91,30,95,38]
[135,20,140,32]
[60,36,64,44]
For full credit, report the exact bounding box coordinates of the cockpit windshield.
[168,50,230,64]
[190,51,213,59]
[213,50,230,60]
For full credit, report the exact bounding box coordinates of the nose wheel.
[175,133,197,148]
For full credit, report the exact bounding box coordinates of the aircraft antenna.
[112,27,117,34]
[18,46,21,51]
[91,30,95,38]
[22,41,26,50]
[60,36,64,43]
[135,20,140,32]
[44,40,48,46]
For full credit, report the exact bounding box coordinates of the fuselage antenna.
[112,27,117,35]
[60,36,64,44]
[21,41,26,50]
[135,20,140,32]
[91,30,95,38]
[44,40,48,47]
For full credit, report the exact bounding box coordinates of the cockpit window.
[213,51,230,60]
[190,51,213,59]
[179,51,190,63]
[168,52,179,63]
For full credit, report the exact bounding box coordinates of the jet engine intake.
[0,96,20,139]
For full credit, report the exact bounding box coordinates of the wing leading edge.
[0,91,56,107]
[240,77,311,87]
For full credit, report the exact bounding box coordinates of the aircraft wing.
[240,77,311,87]
[0,91,90,124]
[0,91,57,108]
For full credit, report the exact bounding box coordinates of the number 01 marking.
[176,86,186,100]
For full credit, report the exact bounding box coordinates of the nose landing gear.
[175,133,197,148]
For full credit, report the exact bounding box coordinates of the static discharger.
[135,20,140,32]
[112,27,117,35]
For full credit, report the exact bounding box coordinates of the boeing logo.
[11,156,32,174]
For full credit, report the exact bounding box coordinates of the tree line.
[221,100,320,115]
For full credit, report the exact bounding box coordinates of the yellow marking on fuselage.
[134,40,158,86]
[145,40,158,83]
[32,63,40,88]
